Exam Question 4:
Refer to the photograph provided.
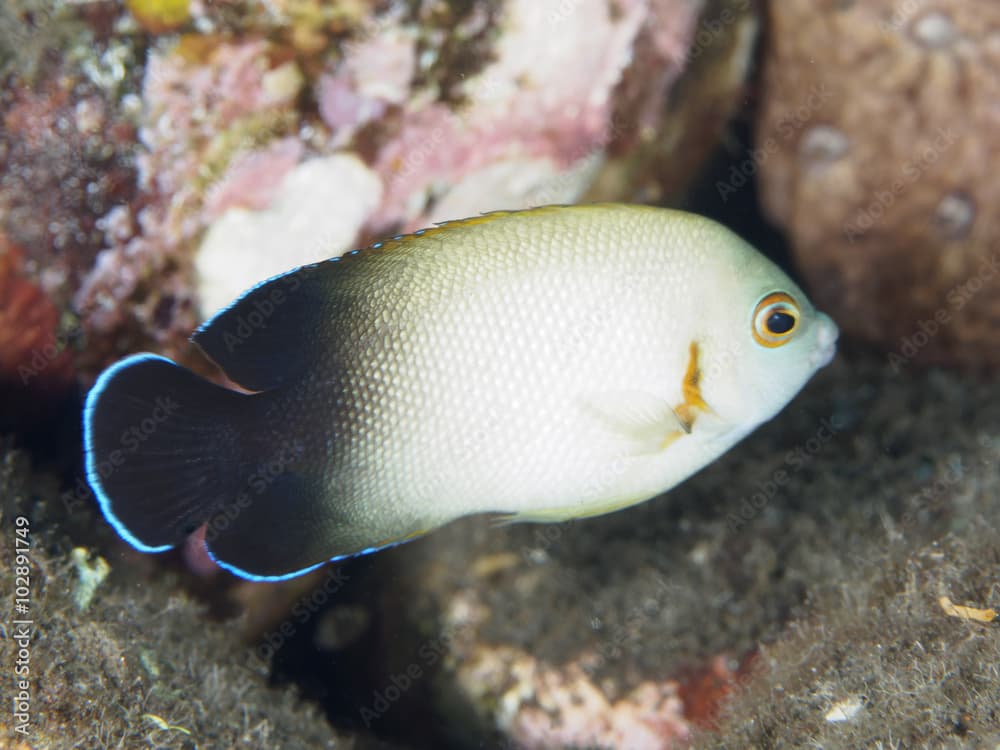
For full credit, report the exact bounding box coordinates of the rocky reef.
[2,0,999,749]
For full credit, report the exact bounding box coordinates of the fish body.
[84,204,838,580]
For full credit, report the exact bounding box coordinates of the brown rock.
[587,0,760,204]
[755,0,1000,370]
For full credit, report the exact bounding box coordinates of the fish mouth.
[809,314,839,369]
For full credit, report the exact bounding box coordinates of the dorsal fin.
[192,260,345,391]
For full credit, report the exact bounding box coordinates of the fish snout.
[809,313,839,369]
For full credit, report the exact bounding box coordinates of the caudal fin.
[83,354,250,553]
[84,353,424,581]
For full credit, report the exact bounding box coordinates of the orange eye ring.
[753,292,800,348]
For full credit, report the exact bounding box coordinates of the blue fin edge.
[83,353,176,554]
[206,538,411,582]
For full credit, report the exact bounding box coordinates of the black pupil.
[766,310,796,334]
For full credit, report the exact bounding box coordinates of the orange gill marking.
[661,341,709,449]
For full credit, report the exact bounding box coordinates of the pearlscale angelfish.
[83,204,838,580]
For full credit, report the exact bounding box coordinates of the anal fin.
[205,472,431,581]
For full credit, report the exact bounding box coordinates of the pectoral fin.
[582,389,691,455]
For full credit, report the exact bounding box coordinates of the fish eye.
[752,292,800,347]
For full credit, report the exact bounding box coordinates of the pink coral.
[364,0,700,232]
[458,645,692,749]
[204,137,304,219]
[318,73,387,136]
[337,22,417,109]
[317,22,416,142]
[137,39,298,219]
